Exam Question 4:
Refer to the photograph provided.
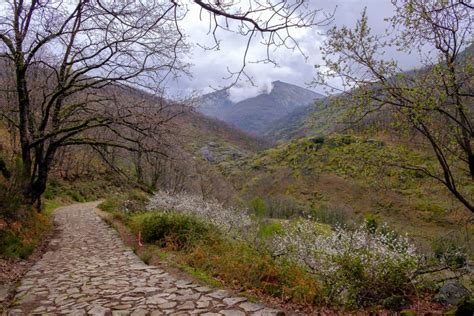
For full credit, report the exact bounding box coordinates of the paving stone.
[178,301,196,310]
[7,202,283,315]
[223,297,247,306]
[221,310,245,316]
[196,300,211,308]
[158,302,177,309]
[239,302,265,312]
[195,286,212,293]
[146,294,169,305]
[208,290,231,299]
[88,305,109,315]
[253,309,286,316]
[112,311,131,316]
[131,309,148,316]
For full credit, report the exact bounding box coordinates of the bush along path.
[8,202,283,315]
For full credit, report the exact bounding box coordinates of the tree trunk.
[469,154,474,180]
[16,67,32,178]
[26,146,56,211]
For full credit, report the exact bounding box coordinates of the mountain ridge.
[197,81,324,135]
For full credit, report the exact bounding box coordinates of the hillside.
[0,85,267,212]
[197,81,324,135]
[264,97,349,141]
[216,134,474,250]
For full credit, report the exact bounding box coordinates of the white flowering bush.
[146,191,423,308]
[147,190,253,238]
[272,220,421,307]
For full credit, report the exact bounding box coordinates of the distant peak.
[272,80,285,85]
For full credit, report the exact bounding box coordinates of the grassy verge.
[0,198,66,259]
[0,210,51,259]
[0,176,118,260]
[99,190,474,314]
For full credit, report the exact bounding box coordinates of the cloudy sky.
[167,0,424,100]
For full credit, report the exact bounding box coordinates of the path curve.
[9,202,283,316]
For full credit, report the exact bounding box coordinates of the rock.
[175,293,200,301]
[0,287,9,303]
[239,302,264,312]
[131,310,148,316]
[434,280,470,305]
[253,308,285,316]
[200,147,215,162]
[158,302,177,309]
[112,311,131,316]
[208,290,230,299]
[88,305,109,316]
[146,294,168,305]
[178,301,196,310]
[196,300,210,308]
[195,286,212,293]
[223,297,247,306]
[221,310,245,316]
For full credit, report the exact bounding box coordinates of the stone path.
[8,202,284,315]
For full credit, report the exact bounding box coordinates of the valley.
[0,0,472,314]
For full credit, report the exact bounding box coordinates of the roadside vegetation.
[0,162,125,259]
[99,189,471,313]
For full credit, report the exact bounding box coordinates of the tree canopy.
[0,0,328,206]
[315,0,473,212]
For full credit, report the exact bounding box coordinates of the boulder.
[434,280,470,305]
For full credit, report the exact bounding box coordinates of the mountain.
[197,88,234,119]
[197,81,324,135]
[264,97,349,141]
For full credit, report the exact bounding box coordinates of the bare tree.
[0,0,329,207]
[314,0,473,212]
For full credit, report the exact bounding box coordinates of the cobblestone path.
[9,203,283,316]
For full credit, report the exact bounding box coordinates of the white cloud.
[162,0,426,99]
[228,79,274,103]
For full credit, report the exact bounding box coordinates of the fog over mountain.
[165,0,430,98]
[197,81,324,135]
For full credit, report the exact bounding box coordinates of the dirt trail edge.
[8,202,283,316]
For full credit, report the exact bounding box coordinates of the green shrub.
[265,195,307,219]
[0,231,34,258]
[310,204,352,227]
[184,239,321,304]
[131,212,216,250]
[0,209,51,259]
[382,294,409,311]
[0,158,29,220]
[258,222,283,239]
[98,195,124,213]
[432,238,468,270]
[250,197,267,218]
[98,190,149,215]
